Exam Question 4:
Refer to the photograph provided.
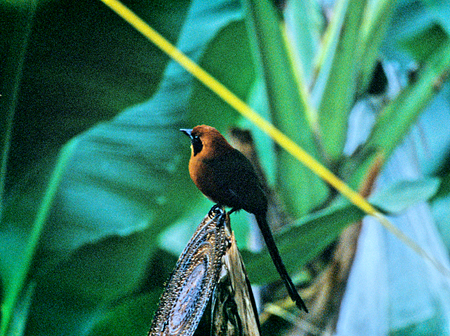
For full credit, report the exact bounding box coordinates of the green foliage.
[314,0,367,161]
[88,293,161,336]
[1,0,450,335]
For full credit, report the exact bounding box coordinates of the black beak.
[180,128,193,139]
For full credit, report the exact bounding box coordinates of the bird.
[180,125,308,313]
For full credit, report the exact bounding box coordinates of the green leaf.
[357,0,397,94]
[314,0,367,161]
[432,196,450,251]
[382,0,450,65]
[434,173,450,200]
[365,40,450,161]
[2,0,191,195]
[285,0,324,84]
[370,178,441,214]
[5,282,35,336]
[421,0,450,35]
[188,20,255,129]
[242,0,328,217]
[243,199,363,284]
[0,0,37,217]
[88,293,161,336]
[0,139,78,335]
[241,78,277,184]
[401,23,448,63]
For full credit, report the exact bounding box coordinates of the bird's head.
[180,125,232,157]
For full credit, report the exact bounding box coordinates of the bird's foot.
[208,204,224,219]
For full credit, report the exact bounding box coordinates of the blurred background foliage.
[1,0,450,335]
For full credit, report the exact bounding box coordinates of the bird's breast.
[188,156,220,203]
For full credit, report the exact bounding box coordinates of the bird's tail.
[255,214,308,313]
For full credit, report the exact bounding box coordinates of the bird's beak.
[180,128,193,139]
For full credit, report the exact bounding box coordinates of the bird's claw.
[208,204,224,219]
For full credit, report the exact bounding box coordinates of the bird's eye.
[191,135,203,156]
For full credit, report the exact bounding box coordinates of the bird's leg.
[217,211,227,227]
[227,208,238,215]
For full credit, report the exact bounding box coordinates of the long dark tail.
[255,214,308,313]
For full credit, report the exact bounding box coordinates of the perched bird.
[180,125,308,313]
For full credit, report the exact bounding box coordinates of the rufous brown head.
[180,125,232,158]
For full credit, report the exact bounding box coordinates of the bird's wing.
[210,150,266,213]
